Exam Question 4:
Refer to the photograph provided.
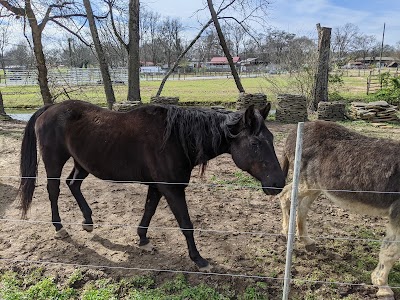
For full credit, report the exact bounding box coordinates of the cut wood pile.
[350,101,399,122]
[113,101,142,112]
[317,102,347,121]
[150,96,179,105]
[236,93,267,110]
[275,94,308,123]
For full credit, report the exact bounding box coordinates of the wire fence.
[0,172,400,296]
[1,122,400,298]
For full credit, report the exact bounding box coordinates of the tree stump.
[236,93,267,110]
[275,94,308,123]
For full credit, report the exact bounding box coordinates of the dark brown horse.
[280,121,400,297]
[20,100,284,270]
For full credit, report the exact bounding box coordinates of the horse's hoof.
[198,264,212,272]
[55,228,69,239]
[139,241,155,252]
[376,286,394,299]
[82,223,94,232]
[305,243,317,252]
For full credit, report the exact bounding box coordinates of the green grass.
[0,73,372,110]
[0,269,273,300]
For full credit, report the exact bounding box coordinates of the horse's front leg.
[137,185,162,251]
[159,185,210,271]
[371,219,400,298]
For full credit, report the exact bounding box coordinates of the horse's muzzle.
[262,178,285,195]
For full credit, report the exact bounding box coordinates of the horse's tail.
[19,104,52,218]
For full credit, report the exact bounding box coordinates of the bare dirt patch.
[1,119,400,299]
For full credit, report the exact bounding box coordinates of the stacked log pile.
[275,94,308,123]
[236,93,267,110]
[317,102,347,121]
[113,101,142,112]
[350,101,399,122]
[150,96,179,105]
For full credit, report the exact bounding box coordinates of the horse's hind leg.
[371,203,400,298]
[66,163,92,232]
[43,154,69,238]
[137,185,162,251]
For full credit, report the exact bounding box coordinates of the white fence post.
[282,122,304,300]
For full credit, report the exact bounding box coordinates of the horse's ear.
[259,102,271,120]
[243,105,261,133]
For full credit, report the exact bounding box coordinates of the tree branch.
[50,19,91,46]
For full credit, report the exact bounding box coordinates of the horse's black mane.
[162,105,242,165]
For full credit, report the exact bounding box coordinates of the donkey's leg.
[279,183,292,237]
[66,164,92,232]
[159,185,209,270]
[297,189,320,252]
[371,207,400,298]
[137,185,162,251]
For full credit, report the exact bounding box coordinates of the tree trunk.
[0,89,7,115]
[127,0,141,102]
[310,23,331,111]
[25,0,53,105]
[83,0,116,109]
[207,0,245,93]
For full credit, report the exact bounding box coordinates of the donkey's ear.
[259,102,271,120]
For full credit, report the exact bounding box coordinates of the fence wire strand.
[0,257,399,291]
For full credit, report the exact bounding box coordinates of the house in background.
[207,56,241,71]
[240,57,265,72]
[355,57,398,68]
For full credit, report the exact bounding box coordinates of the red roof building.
[210,56,240,65]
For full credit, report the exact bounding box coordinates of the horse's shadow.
[0,183,18,218]
[52,233,221,278]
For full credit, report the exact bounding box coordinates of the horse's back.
[34,100,171,180]
[284,121,400,210]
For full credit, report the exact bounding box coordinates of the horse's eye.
[251,140,260,147]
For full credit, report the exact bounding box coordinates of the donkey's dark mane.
[162,105,242,165]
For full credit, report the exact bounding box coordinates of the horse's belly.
[324,191,390,217]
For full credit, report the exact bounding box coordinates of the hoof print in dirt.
[305,243,317,252]
[54,228,69,239]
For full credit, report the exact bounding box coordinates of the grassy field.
[0,73,371,111]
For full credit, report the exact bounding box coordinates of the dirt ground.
[1,118,400,299]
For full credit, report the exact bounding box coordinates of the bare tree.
[83,0,116,109]
[0,0,94,105]
[207,0,244,92]
[332,23,359,64]
[353,34,376,65]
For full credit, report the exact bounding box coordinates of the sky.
[142,0,400,46]
[3,0,400,50]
